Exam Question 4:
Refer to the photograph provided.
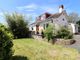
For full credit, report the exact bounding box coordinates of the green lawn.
[13,38,79,60]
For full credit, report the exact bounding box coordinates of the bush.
[5,12,29,39]
[0,24,13,60]
[56,27,73,39]
[44,24,55,42]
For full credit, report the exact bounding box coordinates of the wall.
[54,14,68,26]
[68,23,78,33]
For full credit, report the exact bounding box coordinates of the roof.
[39,11,67,23]
[48,13,62,19]
[36,12,52,22]
[30,10,67,25]
[47,11,67,19]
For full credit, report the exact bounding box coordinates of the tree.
[0,24,13,60]
[68,12,80,23]
[76,20,80,26]
[5,12,29,39]
[76,20,80,32]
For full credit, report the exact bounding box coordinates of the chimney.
[59,5,64,13]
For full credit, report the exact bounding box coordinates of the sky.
[0,0,80,24]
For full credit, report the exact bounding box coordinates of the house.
[29,5,78,34]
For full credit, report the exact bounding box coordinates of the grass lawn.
[13,38,79,60]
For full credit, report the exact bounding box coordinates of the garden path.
[66,35,80,52]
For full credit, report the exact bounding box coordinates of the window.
[51,20,53,23]
[44,24,45,29]
[32,27,33,30]
[63,18,64,21]
[64,25,67,28]
[46,23,49,28]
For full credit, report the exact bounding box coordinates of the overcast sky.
[0,0,80,24]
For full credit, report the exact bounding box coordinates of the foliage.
[76,20,80,26]
[76,20,80,32]
[44,24,54,41]
[13,38,79,60]
[68,12,80,23]
[0,24,13,60]
[44,23,73,40]
[5,12,29,39]
[56,27,73,39]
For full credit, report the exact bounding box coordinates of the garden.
[43,23,75,45]
[0,12,79,60]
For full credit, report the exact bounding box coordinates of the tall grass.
[13,38,79,60]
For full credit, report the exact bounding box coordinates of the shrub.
[5,12,29,39]
[0,24,13,60]
[44,24,55,42]
[56,27,73,39]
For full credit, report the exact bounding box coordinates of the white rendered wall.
[69,23,78,33]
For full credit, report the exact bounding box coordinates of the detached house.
[29,5,78,34]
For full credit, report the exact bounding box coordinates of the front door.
[36,25,39,34]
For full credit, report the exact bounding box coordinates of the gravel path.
[66,35,80,52]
